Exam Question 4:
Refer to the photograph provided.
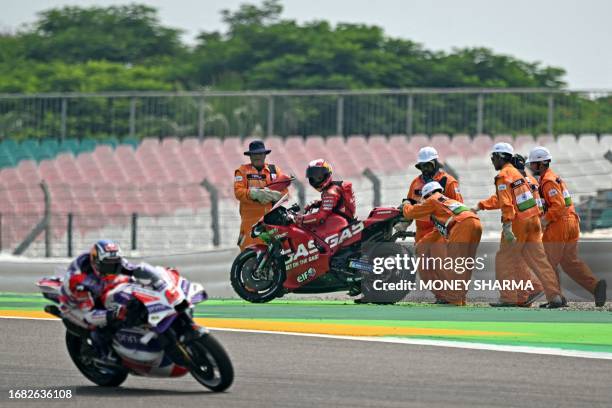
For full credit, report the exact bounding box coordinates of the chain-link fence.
[1,89,611,140]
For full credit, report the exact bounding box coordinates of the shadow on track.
[75,386,217,397]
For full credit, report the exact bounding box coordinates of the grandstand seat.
[261,136,284,152]
[408,134,430,150]
[577,134,599,150]
[40,139,59,154]
[557,134,577,149]
[202,137,222,152]
[492,134,513,145]
[100,136,119,149]
[121,137,140,149]
[600,134,612,151]
[181,137,200,153]
[15,160,40,182]
[59,138,80,155]
[368,135,403,173]
[77,139,98,154]
[432,134,459,158]
[139,138,160,152]
[39,159,64,183]
[536,134,555,146]
[304,135,327,157]
[161,137,181,152]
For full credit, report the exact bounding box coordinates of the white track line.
[3,315,612,361]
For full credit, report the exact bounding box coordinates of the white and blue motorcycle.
[37,266,233,392]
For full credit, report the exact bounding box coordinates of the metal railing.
[1,88,610,140]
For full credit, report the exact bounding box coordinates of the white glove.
[395,220,412,232]
[262,188,282,202]
[502,222,516,243]
[249,188,272,204]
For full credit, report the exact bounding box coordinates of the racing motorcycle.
[37,267,233,391]
[231,185,415,304]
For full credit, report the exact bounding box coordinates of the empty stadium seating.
[1,134,611,256]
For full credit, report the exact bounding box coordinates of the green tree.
[20,4,184,63]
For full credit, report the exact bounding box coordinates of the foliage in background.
[0,0,609,139]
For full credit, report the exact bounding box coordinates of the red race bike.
[230,182,415,304]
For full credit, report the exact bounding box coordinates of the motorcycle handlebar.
[288,203,301,213]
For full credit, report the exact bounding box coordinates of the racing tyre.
[230,249,285,303]
[187,334,234,392]
[361,242,415,304]
[65,331,128,387]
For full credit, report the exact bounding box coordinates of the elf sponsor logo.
[324,222,364,248]
[297,268,317,283]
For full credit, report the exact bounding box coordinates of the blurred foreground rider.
[62,240,164,359]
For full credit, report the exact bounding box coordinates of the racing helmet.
[306,159,333,191]
[90,239,123,277]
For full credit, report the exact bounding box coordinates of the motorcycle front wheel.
[186,334,234,392]
[230,249,285,303]
[65,331,128,387]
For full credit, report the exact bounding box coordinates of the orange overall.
[407,171,462,300]
[404,192,482,304]
[539,168,598,294]
[478,163,561,303]
[234,163,288,250]
[481,174,545,299]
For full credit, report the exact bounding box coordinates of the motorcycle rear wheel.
[187,334,234,392]
[65,331,128,387]
[230,249,285,303]
[360,242,415,304]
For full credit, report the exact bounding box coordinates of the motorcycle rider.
[61,239,164,359]
[295,159,356,226]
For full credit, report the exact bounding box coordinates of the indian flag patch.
[516,191,536,211]
[448,202,469,215]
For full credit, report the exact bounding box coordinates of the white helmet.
[526,146,552,163]
[490,142,514,156]
[422,181,443,198]
[416,146,439,164]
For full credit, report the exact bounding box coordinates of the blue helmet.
[89,239,123,277]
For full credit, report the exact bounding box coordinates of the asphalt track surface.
[2,243,612,407]
[1,318,612,408]
[3,239,611,301]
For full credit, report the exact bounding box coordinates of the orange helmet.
[306,159,333,191]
